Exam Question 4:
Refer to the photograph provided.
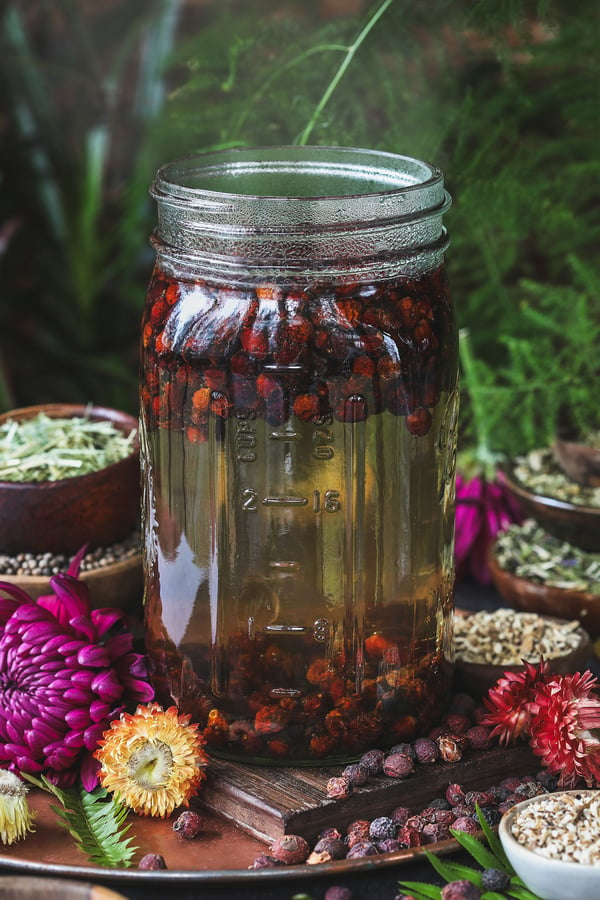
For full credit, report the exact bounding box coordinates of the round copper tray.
[0,789,460,885]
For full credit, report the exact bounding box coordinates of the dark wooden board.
[195,744,540,844]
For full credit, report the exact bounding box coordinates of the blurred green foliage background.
[1,0,598,462]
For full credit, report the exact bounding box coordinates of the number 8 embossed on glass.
[140,146,458,763]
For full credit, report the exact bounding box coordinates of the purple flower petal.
[65,708,92,730]
[68,616,97,642]
[77,645,110,668]
[88,700,112,723]
[83,721,108,750]
[80,753,100,791]
[67,545,88,578]
[91,608,126,637]
[63,687,94,705]
[38,574,90,626]
[91,669,124,703]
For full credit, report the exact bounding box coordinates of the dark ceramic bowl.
[453,607,592,697]
[487,552,600,636]
[499,467,600,552]
[0,403,140,555]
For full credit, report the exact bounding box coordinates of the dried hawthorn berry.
[481,868,510,891]
[389,742,416,759]
[437,734,466,763]
[391,806,411,826]
[345,840,378,859]
[443,713,471,734]
[466,725,492,750]
[413,736,440,765]
[450,817,479,835]
[248,854,284,869]
[441,880,481,900]
[369,816,397,841]
[342,763,369,786]
[396,825,422,848]
[358,748,385,775]
[446,783,466,806]
[324,887,353,900]
[172,810,203,839]
[383,752,414,778]
[313,836,346,860]
[270,834,310,865]
[138,853,167,869]
[406,406,432,436]
[377,838,401,853]
[422,822,451,843]
[326,776,352,799]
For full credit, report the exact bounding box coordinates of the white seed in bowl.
[510,792,600,865]
[454,609,583,665]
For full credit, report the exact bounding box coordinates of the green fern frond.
[23,773,137,868]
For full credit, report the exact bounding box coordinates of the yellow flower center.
[126,740,174,791]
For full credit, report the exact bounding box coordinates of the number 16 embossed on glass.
[140,147,458,763]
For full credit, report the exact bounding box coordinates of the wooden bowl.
[0,551,143,614]
[453,607,592,697]
[0,404,140,555]
[499,467,600,552]
[487,552,600,636]
[0,875,128,900]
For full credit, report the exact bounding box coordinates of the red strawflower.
[481,659,549,745]
[527,671,600,788]
[0,549,154,789]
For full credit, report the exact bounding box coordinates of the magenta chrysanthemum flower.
[0,552,154,790]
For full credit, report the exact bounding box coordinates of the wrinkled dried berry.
[375,839,401,856]
[466,725,492,750]
[413,736,440,765]
[327,776,353,799]
[325,887,353,900]
[270,834,310,865]
[359,748,385,775]
[396,825,422,848]
[441,880,481,900]
[248,854,285,869]
[481,868,510,891]
[313,836,346,860]
[391,805,411,826]
[421,822,451,843]
[383,752,414,778]
[450,817,479,835]
[172,810,203,839]
[514,781,547,798]
[427,797,452,810]
[345,840,379,859]
[138,853,167,870]
[473,807,501,827]
[446,783,466,806]
[388,742,416,759]
[369,816,397,841]
[437,734,465,763]
[342,763,369,786]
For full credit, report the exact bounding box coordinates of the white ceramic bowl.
[499,791,600,900]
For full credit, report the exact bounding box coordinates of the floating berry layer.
[140,265,456,436]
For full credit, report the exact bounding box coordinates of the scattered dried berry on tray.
[172,810,203,839]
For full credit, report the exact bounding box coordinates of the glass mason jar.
[140,146,458,764]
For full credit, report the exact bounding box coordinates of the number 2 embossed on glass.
[140,147,458,763]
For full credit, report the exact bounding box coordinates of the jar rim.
[151,145,443,207]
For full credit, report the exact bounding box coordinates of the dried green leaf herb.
[512,448,600,508]
[0,412,136,483]
[494,520,600,593]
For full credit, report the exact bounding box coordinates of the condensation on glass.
[140,146,458,764]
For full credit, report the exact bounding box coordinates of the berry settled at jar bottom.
[140,264,458,763]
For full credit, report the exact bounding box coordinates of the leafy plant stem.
[296,0,395,146]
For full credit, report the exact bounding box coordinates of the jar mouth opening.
[151,146,443,206]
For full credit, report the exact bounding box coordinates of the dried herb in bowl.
[493,520,600,594]
[0,411,136,482]
[512,447,600,508]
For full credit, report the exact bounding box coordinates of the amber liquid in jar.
[141,148,458,763]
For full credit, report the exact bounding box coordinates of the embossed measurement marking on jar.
[240,488,341,512]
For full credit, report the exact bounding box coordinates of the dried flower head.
[0,556,154,789]
[481,659,549,745]
[0,769,35,845]
[527,671,600,788]
[94,703,208,817]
